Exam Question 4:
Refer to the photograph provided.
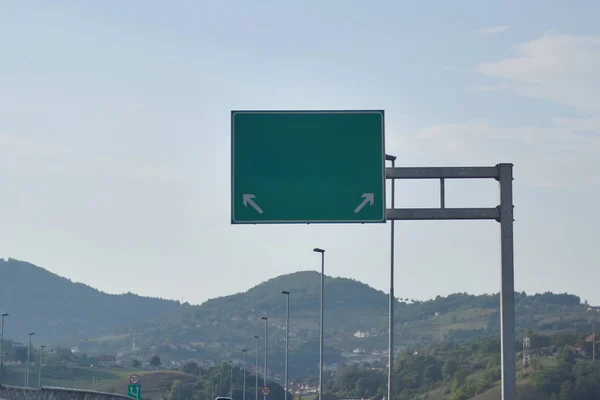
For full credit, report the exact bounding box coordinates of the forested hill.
[0,258,181,342]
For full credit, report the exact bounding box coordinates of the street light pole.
[261,317,268,400]
[281,291,290,400]
[386,153,396,400]
[254,335,259,400]
[26,332,35,387]
[38,345,45,387]
[229,360,233,398]
[313,248,325,400]
[242,349,247,400]
[0,313,8,385]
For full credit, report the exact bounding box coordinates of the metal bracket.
[386,165,507,222]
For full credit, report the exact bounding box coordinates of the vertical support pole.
[593,322,596,362]
[319,252,324,400]
[263,318,268,400]
[243,350,247,400]
[440,178,445,209]
[498,163,516,400]
[388,157,396,400]
[255,336,259,400]
[284,294,289,400]
[38,346,43,387]
[0,314,5,385]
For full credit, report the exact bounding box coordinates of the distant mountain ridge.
[0,258,595,381]
[108,270,593,380]
[0,258,181,343]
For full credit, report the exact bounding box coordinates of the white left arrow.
[354,193,374,213]
[243,194,264,214]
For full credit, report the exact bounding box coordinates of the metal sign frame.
[386,163,515,400]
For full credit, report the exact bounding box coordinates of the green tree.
[560,381,576,400]
[442,360,458,382]
[150,355,162,368]
[132,359,141,368]
[486,354,500,369]
[558,347,576,364]
[182,361,200,376]
[168,379,182,400]
[452,369,470,391]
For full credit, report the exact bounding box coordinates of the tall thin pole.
[0,313,8,385]
[26,332,34,387]
[320,253,324,400]
[261,317,268,400]
[229,361,233,398]
[242,350,247,400]
[38,345,45,387]
[386,154,396,400]
[498,163,516,400]
[282,291,290,400]
[593,322,596,362]
[220,369,223,397]
[254,335,259,400]
[211,373,214,400]
[313,248,325,400]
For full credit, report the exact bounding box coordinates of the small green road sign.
[128,384,142,400]
[231,110,386,224]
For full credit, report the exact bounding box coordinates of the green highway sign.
[231,110,386,224]
[128,384,141,400]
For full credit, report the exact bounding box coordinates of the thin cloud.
[392,119,600,189]
[479,26,511,35]
[476,34,600,113]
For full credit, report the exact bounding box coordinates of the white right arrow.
[354,193,374,213]
[243,194,264,214]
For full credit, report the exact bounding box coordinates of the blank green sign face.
[231,110,386,224]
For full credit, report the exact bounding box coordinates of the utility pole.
[282,291,290,400]
[254,335,259,400]
[26,332,35,387]
[593,322,596,362]
[0,313,8,385]
[242,349,247,400]
[261,317,268,400]
[313,248,325,400]
[229,360,233,398]
[38,345,45,387]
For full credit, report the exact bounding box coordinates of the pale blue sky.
[1,1,599,304]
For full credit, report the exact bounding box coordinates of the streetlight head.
[385,154,397,162]
[41,345,45,349]
[1,313,8,317]
[242,349,247,352]
[261,317,268,321]
[313,248,325,253]
[281,290,289,295]
[29,332,35,336]
[254,335,259,339]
